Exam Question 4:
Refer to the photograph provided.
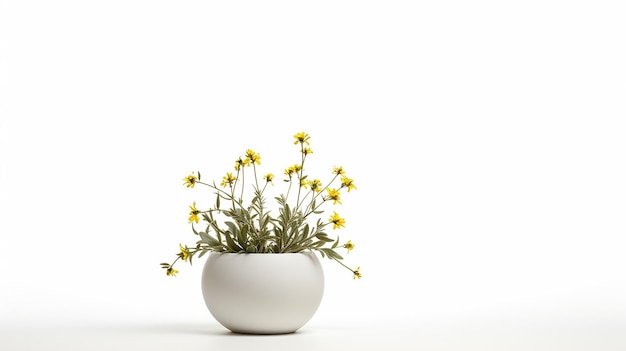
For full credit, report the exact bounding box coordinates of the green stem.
[294,144,306,213]
[239,168,244,206]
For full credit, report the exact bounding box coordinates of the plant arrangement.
[161,132,361,279]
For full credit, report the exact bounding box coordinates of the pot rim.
[209,250,316,255]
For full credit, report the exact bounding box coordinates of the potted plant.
[161,132,360,334]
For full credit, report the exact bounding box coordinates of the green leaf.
[303,223,310,237]
[224,231,242,252]
[216,193,220,209]
[320,248,344,261]
[198,171,201,181]
[312,241,325,248]
[315,233,334,242]
[202,213,211,222]
[209,217,221,235]
[259,215,270,231]
[332,236,339,249]
[330,250,344,260]
[238,224,249,247]
[225,221,239,235]
[199,231,211,243]
[216,228,223,244]
[199,232,221,247]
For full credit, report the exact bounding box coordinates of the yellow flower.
[333,166,345,175]
[235,157,250,171]
[166,267,179,277]
[188,201,200,224]
[326,188,342,205]
[284,164,302,178]
[220,172,237,187]
[284,166,296,177]
[343,240,354,251]
[264,173,274,184]
[353,266,362,280]
[329,211,345,229]
[293,131,311,145]
[177,244,189,262]
[183,174,197,188]
[308,179,322,193]
[300,179,309,188]
[341,176,357,192]
[302,147,313,155]
[246,149,261,165]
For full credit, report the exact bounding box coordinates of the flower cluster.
[161,132,361,279]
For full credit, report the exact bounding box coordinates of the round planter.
[201,251,325,334]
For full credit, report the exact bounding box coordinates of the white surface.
[1,1,626,350]
[1,317,626,351]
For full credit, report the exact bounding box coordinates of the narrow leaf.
[332,236,339,249]
[199,231,211,244]
[224,231,242,252]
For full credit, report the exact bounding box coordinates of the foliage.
[161,132,361,279]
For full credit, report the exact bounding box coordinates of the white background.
[1,1,625,350]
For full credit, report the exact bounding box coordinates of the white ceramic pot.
[201,251,325,334]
